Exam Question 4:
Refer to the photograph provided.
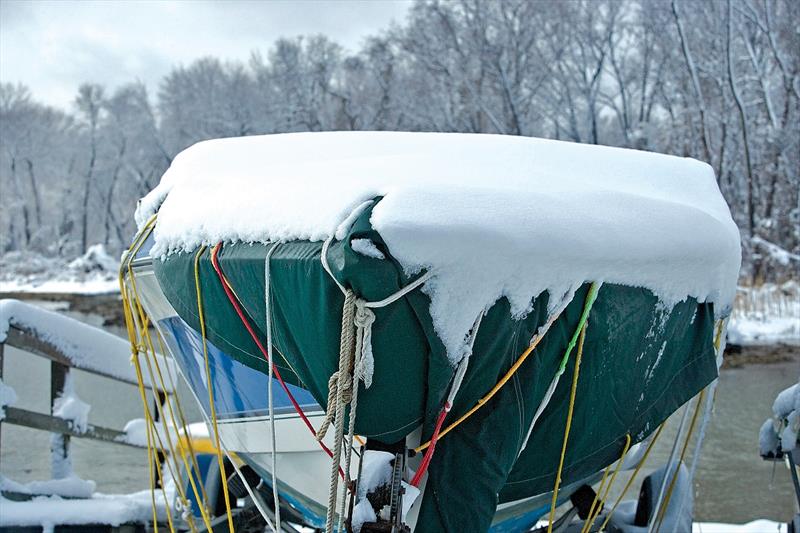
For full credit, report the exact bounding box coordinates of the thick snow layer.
[774,384,799,418]
[0,299,175,391]
[2,474,97,499]
[351,500,377,533]
[138,132,741,361]
[52,374,91,433]
[0,488,172,528]
[121,418,149,447]
[761,381,800,456]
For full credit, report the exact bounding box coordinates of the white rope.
[319,203,436,532]
[336,308,368,532]
[194,406,278,531]
[362,271,433,309]
[446,312,483,406]
[325,290,357,533]
[517,291,580,456]
[264,243,281,531]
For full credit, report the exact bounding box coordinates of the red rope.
[208,243,343,475]
[410,402,450,487]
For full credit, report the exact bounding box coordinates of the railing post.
[50,361,71,479]
[153,387,166,488]
[0,341,5,468]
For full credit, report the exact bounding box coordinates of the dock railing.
[0,298,175,493]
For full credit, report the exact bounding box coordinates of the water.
[609,358,799,523]
[0,304,797,524]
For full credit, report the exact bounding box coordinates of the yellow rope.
[194,246,236,533]
[154,329,216,489]
[654,320,723,533]
[653,390,705,533]
[121,215,218,532]
[121,289,168,532]
[136,316,215,530]
[546,322,588,533]
[129,350,181,532]
[414,303,569,453]
[123,219,207,532]
[596,422,665,532]
[580,434,632,533]
[583,464,613,533]
[119,217,178,532]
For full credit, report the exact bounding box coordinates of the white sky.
[0,0,412,110]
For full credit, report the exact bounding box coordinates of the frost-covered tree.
[1,0,797,283]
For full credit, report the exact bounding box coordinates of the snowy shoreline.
[1,277,797,347]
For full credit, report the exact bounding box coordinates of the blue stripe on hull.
[158,316,319,419]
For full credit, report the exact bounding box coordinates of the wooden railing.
[0,300,173,494]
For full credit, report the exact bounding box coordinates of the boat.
[121,132,740,532]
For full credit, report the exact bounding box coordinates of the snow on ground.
[0,244,120,295]
[692,520,787,533]
[0,299,175,391]
[137,132,741,362]
[728,281,800,345]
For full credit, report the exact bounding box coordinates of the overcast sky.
[0,0,412,110]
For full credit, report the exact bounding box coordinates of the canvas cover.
[153,202,718,532]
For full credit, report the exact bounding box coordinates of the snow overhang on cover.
[137,132,741,362]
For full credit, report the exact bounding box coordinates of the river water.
[0,302,797,525]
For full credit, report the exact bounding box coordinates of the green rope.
[557,282,602,376]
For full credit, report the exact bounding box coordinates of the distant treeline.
[1,0,797,282]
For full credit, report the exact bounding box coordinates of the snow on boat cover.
[137,132,740,361]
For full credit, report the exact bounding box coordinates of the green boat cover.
[153,201,719,532]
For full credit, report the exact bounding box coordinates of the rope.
[119,227,164,532]
[263,246,283,527]
[325,290,357,533]
[653,390,705,533]
[194,247,236,533]
[337,304,370,532]
[580,434,632,533]
[153,331,213,520]
[265,243,281,531]
[416,283,599,454]
[121,216,198,532]
[134,307,215,530]
[596,423,666,533]
[409,313,481,488]
[646,394,691,533]
[546,321,588,533]
[209,243,340,465]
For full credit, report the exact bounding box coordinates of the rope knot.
[354,302,375,389]
[354,304,375,329]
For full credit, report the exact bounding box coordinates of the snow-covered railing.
[0,298,175,391]
[0,299,175,491]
